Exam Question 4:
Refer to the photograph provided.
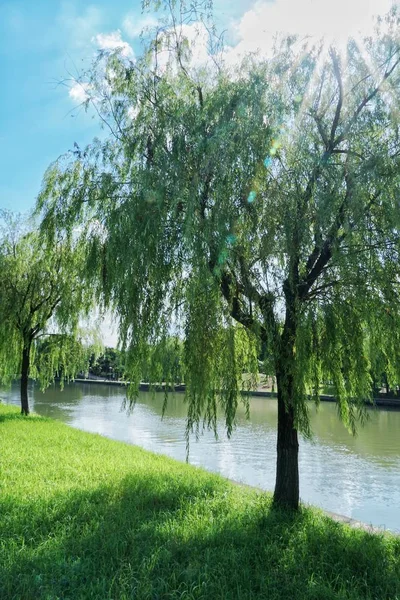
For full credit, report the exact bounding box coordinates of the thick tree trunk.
[20,344,31,415]
[273,293,300,510]
[273,377,299,509]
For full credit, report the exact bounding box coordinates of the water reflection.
[1,382,399,531]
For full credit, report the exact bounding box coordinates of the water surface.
[2,382,400,531]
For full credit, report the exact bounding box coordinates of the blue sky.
[0,0,393,214]
[0,0,247,214]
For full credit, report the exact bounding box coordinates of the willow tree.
[0,213,96,414]
[37,5,400,508]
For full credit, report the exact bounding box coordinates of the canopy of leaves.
[0,212,99,390]
[89,347,126,379]
[37,6,400,438]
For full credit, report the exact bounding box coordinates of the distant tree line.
[88,347,125,380]
[88,339,185,385]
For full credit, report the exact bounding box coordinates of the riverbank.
[75,377,400,408]
[1,404,399,599]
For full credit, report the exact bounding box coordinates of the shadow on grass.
[0,411,49,424]
[1,470,399,600]
[0,412,24,423]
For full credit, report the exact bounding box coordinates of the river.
[2,381,400,532]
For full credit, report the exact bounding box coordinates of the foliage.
[139,336,185,386]
[0,212,98,400]
[89,346,126,379]
[36,3,400,504]
[1,403,399,600]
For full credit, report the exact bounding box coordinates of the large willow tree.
[37,4,400,508]
[0,212,97,414]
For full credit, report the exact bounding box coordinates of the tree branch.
[31,295,63,339]
[334,55,400,147]
[299,167,353,299]
[329,49,343,148]
[219,270,271,344]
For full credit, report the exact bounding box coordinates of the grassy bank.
[0,404,399,600]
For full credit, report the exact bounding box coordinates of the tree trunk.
[273,296,299,510]
[20,343,31,415]
[273,376,299,509]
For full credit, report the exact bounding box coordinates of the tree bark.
[273,296,300,510]
[20,343,31,415]
[273,377,299,509]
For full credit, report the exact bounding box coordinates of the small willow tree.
[37,4,400,508]
[0,213,97,414]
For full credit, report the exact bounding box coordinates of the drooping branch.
[329,49,344,148]
[300,49,400,299]
[334,54,400,147]
[305,50,399,221]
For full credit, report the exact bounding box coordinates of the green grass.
[0,404,399,600]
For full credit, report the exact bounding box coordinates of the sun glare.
[234,0,395,55]
[295,0,393,40]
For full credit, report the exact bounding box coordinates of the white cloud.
[153,22,216,81]
[224,0,395,64]
[130,0,396,78]
[69,81,91,104]
[67,32,133,105]
[180,23,213,71]
[93,30,134,58]
[65,0,397,103]
[123,14,159,38]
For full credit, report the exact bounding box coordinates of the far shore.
[71,377,400,409]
